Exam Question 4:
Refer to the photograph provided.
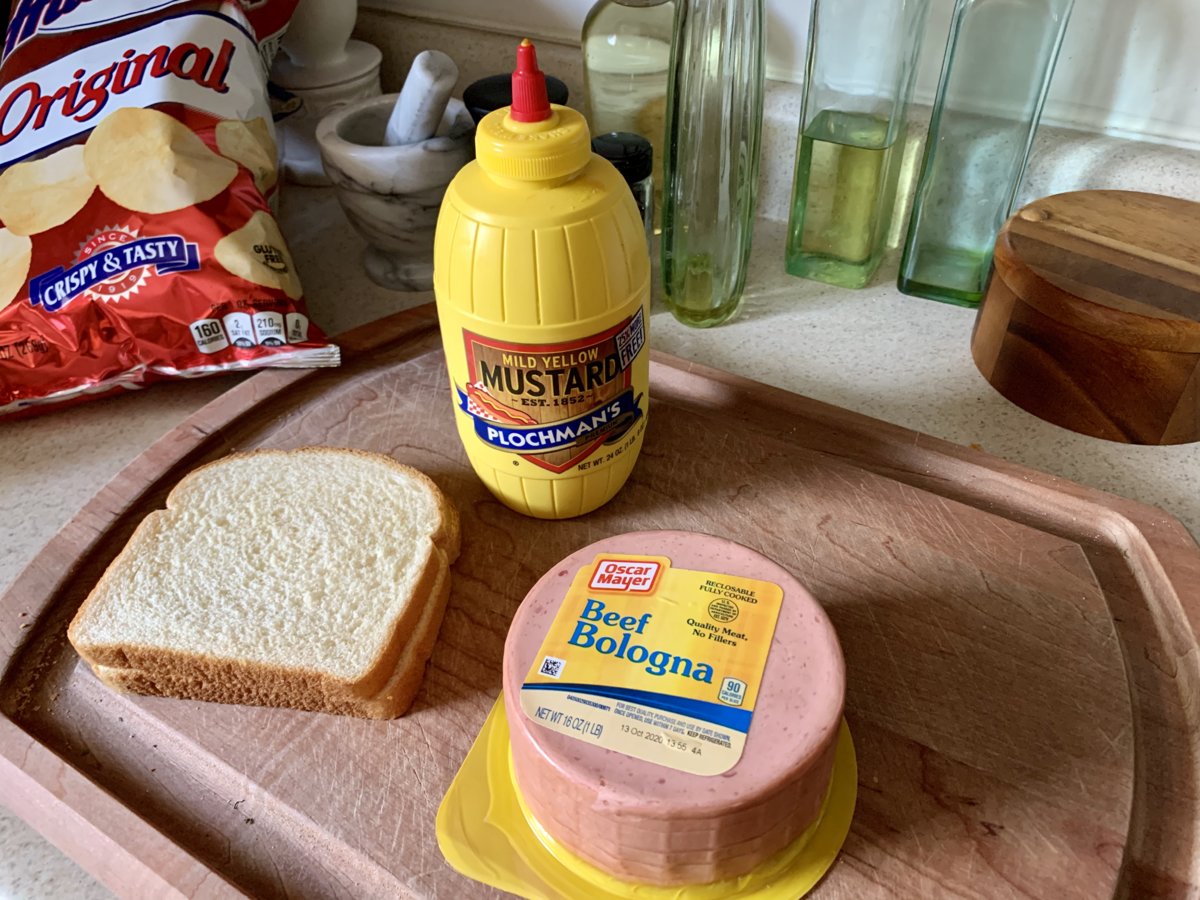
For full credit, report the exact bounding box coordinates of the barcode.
[539,656,565,679]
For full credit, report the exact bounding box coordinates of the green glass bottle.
[660,0,764,328]
[786,0,930,290]
[898,0,1075,307]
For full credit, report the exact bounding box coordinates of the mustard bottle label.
[521,554,784,776]
[455,308,646,473]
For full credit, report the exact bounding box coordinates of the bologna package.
[0,0,338,418]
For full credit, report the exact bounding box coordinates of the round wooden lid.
[975,190,1200,444]
[993,190,1200,352]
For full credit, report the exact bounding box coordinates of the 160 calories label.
[521,554,783,776]
[190,310,309,353]
[456,308,645,473]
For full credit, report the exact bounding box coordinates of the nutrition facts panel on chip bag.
[189,311,309,353]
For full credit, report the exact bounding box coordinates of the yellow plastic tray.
[436,699,857,899]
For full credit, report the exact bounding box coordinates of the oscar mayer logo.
[589,558,662,593]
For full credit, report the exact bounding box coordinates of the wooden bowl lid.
[993,191,1200,352]
[974,190,1200,444]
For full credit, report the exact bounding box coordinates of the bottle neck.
[475,105,594,184]
[487,169,584,191]
[611,0,672,7]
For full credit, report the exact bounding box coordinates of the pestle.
[384,50,459,146]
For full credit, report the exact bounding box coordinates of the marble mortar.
[317,94,474,291]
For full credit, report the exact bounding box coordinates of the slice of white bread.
[68,448,461,719]
[90,562,453,718]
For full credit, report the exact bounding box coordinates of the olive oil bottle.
[785,0,930,290]
[788,110,902,288]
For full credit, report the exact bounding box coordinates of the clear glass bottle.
[785,0,930,289]
[898,0,1075,307]
[582,0,674,227]
[660,0,764,328]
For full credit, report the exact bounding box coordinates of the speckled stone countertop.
[4,18,1200,900]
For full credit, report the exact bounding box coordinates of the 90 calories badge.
[521,554,784,776]
[29,226,201,312]
[455,308,646,473]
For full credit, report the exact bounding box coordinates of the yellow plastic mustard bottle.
[433,40,651,519]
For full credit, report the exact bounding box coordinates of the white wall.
[361,0,1200,150]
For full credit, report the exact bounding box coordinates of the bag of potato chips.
[0,0,338,418]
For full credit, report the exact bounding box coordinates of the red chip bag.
[0,0,338,418]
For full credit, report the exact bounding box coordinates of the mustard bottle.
[433,40,651,519]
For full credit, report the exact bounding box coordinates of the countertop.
[2,185,1199,898]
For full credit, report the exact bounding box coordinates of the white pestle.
[384,50,460,146]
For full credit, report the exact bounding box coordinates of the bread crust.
[89,563,453,719]
[68,447,459,718]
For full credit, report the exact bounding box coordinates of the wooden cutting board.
[2,304,1199,899]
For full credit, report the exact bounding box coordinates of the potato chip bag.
[0,1,338,418]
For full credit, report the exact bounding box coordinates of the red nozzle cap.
[510,38,552,123]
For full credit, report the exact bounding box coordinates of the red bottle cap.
[510,39,552,123]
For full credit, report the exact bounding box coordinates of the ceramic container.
[317,95,475,292]
[271,0,383,185]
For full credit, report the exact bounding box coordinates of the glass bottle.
[898,0,1075,307]
[660,0,764,328]
[582,0,674,227]
[785,0,930,290]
